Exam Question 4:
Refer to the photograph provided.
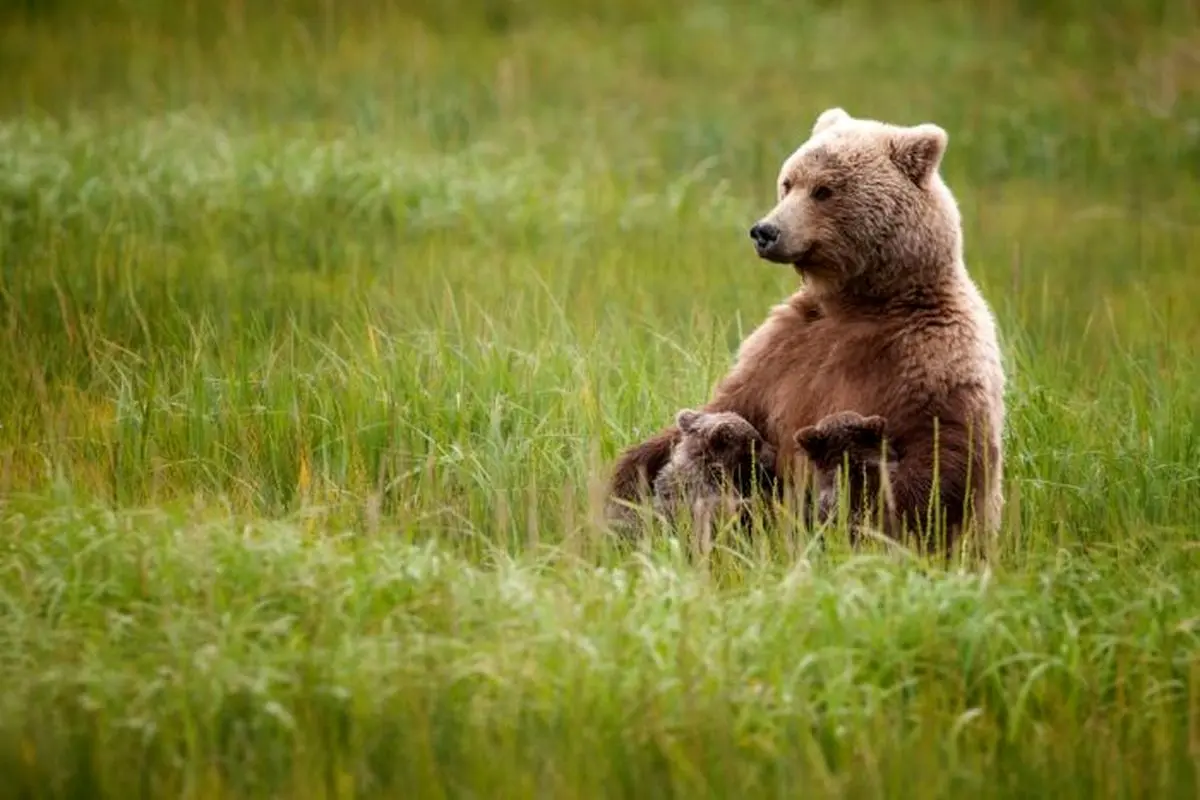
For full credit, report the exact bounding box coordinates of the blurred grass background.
[1,0,1200,796]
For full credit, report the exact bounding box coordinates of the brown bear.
[605,107,1006,556]
[792,410,898,543]
[649,408,779,552]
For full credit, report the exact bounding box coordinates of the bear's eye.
[811,185,833,201]
[781,179,793,194]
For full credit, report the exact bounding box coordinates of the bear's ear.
[889,123,948,185]
[676,409,701,434]
[812,107,851,135]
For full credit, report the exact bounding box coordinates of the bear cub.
[651,408,778,550]
[793,410,899,541]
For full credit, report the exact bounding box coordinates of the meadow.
[2,0,1200,796]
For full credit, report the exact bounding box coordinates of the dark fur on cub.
[793,410,899,541]
[650,409,778,548]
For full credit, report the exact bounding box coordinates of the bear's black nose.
[749,222,780,251]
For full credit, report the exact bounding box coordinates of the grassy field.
[2,0,1200,796]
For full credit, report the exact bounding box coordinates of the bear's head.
[792,410,895,472]
[793,410,898,533]
[674,408,772,472]
[748,107,961,298]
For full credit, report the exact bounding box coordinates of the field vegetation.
[2,0,1200,796]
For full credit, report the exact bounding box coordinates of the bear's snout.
[749,221,781,255]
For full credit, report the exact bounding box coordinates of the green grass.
[2,0,1200,796]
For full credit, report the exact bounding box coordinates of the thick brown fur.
[606,107,1006,555]
[793,410,898,542]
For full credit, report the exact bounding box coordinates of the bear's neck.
[811,254,969,314]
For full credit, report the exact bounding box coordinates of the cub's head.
[793,410,894,471]
[674,408,771,468]
[748,107,961,296]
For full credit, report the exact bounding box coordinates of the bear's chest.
[731,310,905,458]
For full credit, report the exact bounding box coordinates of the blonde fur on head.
[811,107,850,135]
